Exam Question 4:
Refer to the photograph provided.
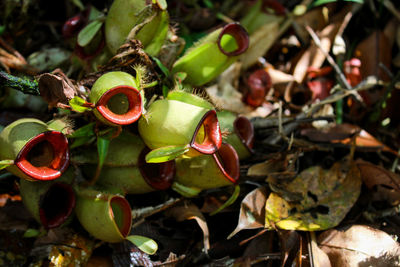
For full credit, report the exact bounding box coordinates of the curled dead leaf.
[228,187,267,239]
[318,225,400,267]
[165,201,210,252]
[37,69,80,108]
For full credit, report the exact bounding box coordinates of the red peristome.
[138,147,175,190]
[62,8,90,39]
[96,85,142,125]
[15,131,69,181]
[244,69,271,107]
[109,196,132,238]
[217,23,249,57]
[234,116,254,150]
[213,143,239,184]
[191,110,222,155]
[262,0,286,15]
[39,183,75,229]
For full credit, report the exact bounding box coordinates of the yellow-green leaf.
[126,235,158,255]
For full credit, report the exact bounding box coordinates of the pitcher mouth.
[138,147,175,190]
[213,143,240,184]
[217,23,249,56]
[15,131,69,181]
[39,183,75,229]
[109,196,132,239]
[234,116,254,153]
[190,110,222,155]
[96,85,142,125]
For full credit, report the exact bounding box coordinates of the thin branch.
[0,71,40,95]
[305,25,352,91]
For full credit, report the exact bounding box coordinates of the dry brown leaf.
[36,69,79,108]
[279,230,302,267]
[247,157,287,177]
[357,160,400,205]
[164,201,210,252]
[267,67,295,85]
[228,187,267,239]
[301,123,398,155]
[318,225,400,267]
[356,160,400,191]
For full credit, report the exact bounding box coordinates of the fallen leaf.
[278,230,302,267]
[356,160,400,191]
[301,123,398,155]
[265,160,361,231]
[247,157,287,177]
[228,187,267,239]
[37,69,78,108]
[318,225,400,267]
[165,201,210,252]
[356,160,400,205]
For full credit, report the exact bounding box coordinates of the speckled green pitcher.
[171,23,249,86]
[0,118,69,181]
[217,110,254,160]
[74,187,132,243]
[138,91,222,160]
[74,131,175,194]
[19,168,75,229]
[173,143,240,196]
[89,71,142,126]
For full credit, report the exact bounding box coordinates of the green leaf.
[210,185,240,216]
[77,20,103,47]
[0,25,6,36]
[126,235,158,255]
[171,181,202,197]
[70,136,96,149]
[162,85,170,98]
[0,159,14,170]
[23,228,41,238]
[69,96,93,113]
[311,0,363,7]
[68,122,96,138]
[97,136,110,170]
[88,6,103,21]
[151,56,170,77]
[70,0,85,11]
[145,145,189,163]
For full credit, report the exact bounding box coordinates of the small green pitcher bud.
[75,131,175,194]
[75,187,132,243]
[174,143,240,194]
[138,92,222,158]
[19,168,76,229]
[217,111,254,160]
[171,23,249,86]
[0,118,69,181]
[89,71,142,126]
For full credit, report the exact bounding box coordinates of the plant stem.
[0,71,39,95]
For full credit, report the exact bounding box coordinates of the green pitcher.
[75,187,132,243]
[19,168,75,229]
[0,118,69,181]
